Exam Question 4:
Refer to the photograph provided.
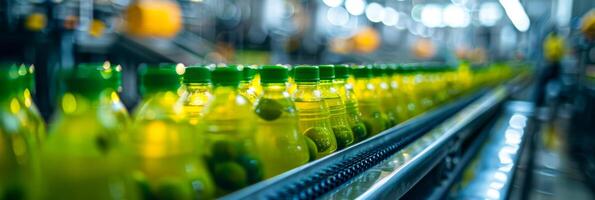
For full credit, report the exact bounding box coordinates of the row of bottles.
[0,61,520,199]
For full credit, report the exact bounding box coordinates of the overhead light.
[365,2,384,23]
[479,2,503,27]
[499,0,530,32]
[327,6,350,26]
[345,0,366,16]
[443,4,470,28]
[323,0,344,8]
[421,4,443,28]
[382,7,399,26]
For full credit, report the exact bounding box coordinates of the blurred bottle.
[333,64,368,142]
[253,65,310,178]
[401,65,421,117]
[79,62,131,133]
[371,65,398,127]
[180,65,212,126]
[318,65,354,149]
[292,65,337,158]
[130,64,214,200]
[0,64,38,200]
[39,66,139,200]
[352,65,388,136]
[239,65,259,104]
[200,66,262,195]
[287,65,297,95]
[15,63,46,148]
[387,64,410,122]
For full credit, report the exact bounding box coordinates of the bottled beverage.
[351,65,389,136]
[0,64,38,200]
[388,64,411,122]
[130,64,214,199]
[79,62,131,133]
[200,66,263,195]
[318,65,354,149]
[39,66,139,200]
[16,63,46,147]
[371,64,398,127]
[401,65,421,117]
[239,65,258,103]
[253,65,310,178]
[292,65,337,158]
[333,64,368,142]
[180,65,212,126]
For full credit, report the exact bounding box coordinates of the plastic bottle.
[0,64,38,200]
[253,65,310,178]
[351,65,389,136]
[292,65,337,158]
[15,63,46,148]
[333,64,368,142]
[317,65,355,149]
[239,65,258,104]
[39,66,139,200]
[180,65,212,126]
[130,64,214,200]
[387,64,410,122]
[79,62,131,133]
[371,64,398,127]
[200,66,263,195]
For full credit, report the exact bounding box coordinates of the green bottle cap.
[212,65,241,86]
[333,64,350,79]
[242,65,256,81]
[318,65,335,80]
[139,63,181,93]
[351,65,372,78]
[76,62,121,90]
[259,65,288,83]
[64,67,108,96]
[293,65,319,82]
[371,64,386,77]
[288,65,295,78]
[0,62,21,94]
[183,65,211,84]
[385,64,396,76]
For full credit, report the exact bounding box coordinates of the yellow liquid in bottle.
[1,95,38,200]
[293,82,337,158]
[40,92,139,200]
[353,79,389,136]
[371,76,398,127]
[181,83,211,126]
[334,79,368,142]
[201,86,262,195]
[254,84,309,178]
[319,80,354,149]
[131,91,215,200]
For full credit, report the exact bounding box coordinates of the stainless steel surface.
[340,87,508,200]
[450,101,535,200]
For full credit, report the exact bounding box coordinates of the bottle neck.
[261,83,289,98]
[184,82,211,92]
[318,79,333,90]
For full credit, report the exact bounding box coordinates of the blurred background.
[1,1,594,198]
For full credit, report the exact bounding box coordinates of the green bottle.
[317,65,354,149]
[239,65,258,104]
[254,65,310,178]
[15,63,46,148]
[387,64,409,122]
[39,66,139,200]
[79,62,131,133]
[333,64,368,142]
[0,64,38,200]
[292,65,337,158]
[352,65,389,136]
[200,66,263,195]
[130,64,215,200]
[371,64,397,127]
[180,65,212,126]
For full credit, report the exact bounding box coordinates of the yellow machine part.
[124,0,182,38]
